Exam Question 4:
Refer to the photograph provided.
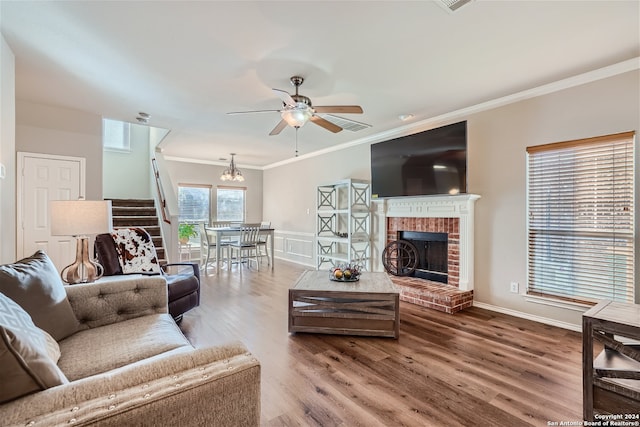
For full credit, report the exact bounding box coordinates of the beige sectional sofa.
[0,273,260,426]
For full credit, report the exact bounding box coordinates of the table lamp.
[50,199,113,284]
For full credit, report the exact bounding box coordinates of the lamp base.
[61,236,104,284]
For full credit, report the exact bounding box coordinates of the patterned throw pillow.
[0,292,68,403]
[40,327,62,364]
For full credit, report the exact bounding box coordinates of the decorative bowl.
[329,264,362,282]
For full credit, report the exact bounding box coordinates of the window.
[178,184,211,224]
[103,118,131,152]
[526,131,635,304]
[217,186,245,222]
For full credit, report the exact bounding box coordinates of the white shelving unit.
[316,179,371,271]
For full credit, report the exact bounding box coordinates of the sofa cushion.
[0,251,79,340]
[0,293,69,403]
[58,313,191,381]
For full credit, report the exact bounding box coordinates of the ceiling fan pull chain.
[295,127,299,157]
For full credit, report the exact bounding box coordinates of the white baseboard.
[472,301,581,332]
[273,255,315,269]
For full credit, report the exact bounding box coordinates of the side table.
[582,300,640,420]
[178,242,192,262]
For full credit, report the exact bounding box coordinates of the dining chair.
[257,221,271,265]
[227,225,261,271]
[210,221,231,228]
[209,221,236,244]
[199,222,227,272]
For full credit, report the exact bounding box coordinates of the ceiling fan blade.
[313,105,363,114]
[269,119,288,136]
[310,115,342,133]
[227,109,280,115]
[321,114,372,131]
[272,89,296,107]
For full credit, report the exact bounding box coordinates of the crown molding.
[163,155,261,170]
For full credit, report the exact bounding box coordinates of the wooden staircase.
[107,199,167,263]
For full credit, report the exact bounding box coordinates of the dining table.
[205,226,275,274]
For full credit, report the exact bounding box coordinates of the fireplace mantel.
[383,194,481,218]
[372,194,480,291]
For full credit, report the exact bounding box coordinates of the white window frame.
[102,118,131,152]
[178,184,212,245]
[526,131,636,305]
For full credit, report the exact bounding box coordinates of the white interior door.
[18,153,85,271]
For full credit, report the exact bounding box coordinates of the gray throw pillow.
[0,251,79,340]
[0,292,69,403]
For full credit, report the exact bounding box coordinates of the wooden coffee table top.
[291,270,399,294]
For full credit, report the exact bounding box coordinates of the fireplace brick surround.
[387,217,460,287]
[373,195,480,314]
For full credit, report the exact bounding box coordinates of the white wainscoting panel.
[273,230,315,268]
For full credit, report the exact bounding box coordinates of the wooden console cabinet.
[583,300,640,420]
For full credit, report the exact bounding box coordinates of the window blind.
[178,184,211,223]
[526,131,635,304]
[216,187,246,222]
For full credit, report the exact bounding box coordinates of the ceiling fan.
[227,76,367,136]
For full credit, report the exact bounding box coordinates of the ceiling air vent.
[321,114,372,132]
[435,0,473,13]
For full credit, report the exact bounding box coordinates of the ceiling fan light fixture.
[281,107,312,128]
[220,153,244,182]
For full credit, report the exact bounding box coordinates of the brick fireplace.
[372,194,480,313]
[387,218,460,287]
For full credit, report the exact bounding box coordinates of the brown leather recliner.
[94,228,200,322]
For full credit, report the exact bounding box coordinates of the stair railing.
[152,158,171,224]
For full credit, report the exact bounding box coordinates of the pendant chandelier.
[220,153,244,182]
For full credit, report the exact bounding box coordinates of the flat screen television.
[370,121,467,198]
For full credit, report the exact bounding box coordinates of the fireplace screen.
[398,231,448,283]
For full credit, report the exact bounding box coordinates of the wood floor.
[179,260,584,426]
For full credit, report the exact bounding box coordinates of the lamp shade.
[50,200,113,236]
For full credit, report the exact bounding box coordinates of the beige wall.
[16,100,103,200]
[263,145,371,267]
[264,145,370,232]
[263,70,640,327]
[103,123,151,199]
[164,159,264,224]
[0,35,16,263]
[469,69,639,325]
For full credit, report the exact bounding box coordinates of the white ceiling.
[1,1,638,168]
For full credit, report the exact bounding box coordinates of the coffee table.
[288,270,400,339]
